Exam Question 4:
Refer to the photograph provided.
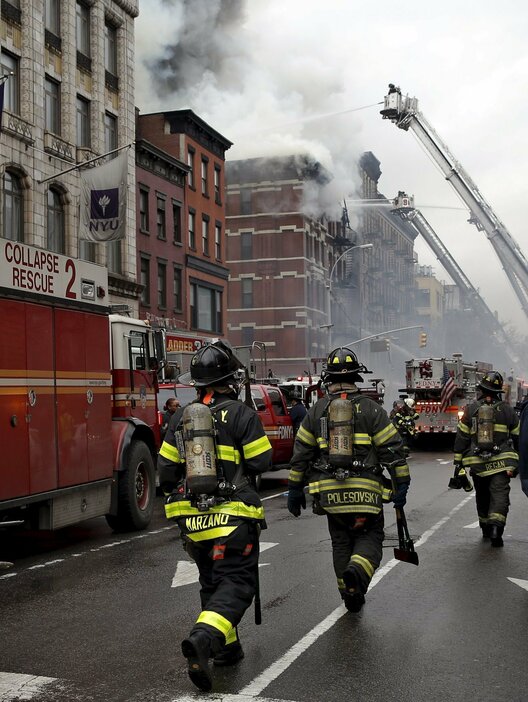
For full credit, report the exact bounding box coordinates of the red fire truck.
[402,354,492,434]
[0,241,165,532]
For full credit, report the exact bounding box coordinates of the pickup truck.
[157,382,294,471]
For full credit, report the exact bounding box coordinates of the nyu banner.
[79,150,128,242]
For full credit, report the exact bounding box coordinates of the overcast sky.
[135,0,528,335]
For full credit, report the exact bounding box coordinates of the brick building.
[136,110,232,367]
[1,0,140,308]
[225,155,343,379]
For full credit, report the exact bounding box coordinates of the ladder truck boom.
[381,85,528,321]
[392,192,518,366]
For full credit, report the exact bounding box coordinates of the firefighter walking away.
[451,371,520,547]
[158,341,272,691]
[287,347,410,613]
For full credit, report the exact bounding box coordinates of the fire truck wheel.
[106,440,155,532]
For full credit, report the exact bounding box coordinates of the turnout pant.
[326,512,385,596]
[183,521,259,652]
[474,471,510,529]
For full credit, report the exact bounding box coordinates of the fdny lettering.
[355,403,361,413]
[326,491,379,504]
[279,425,293,439]
[220,410,228,423]
[185,513,230,531]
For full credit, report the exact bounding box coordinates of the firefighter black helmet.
[477,370,504,394]
[179,341,241,387]
[321,346,370,382]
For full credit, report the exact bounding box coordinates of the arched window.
[47,187,65,253]
[3,171,23,241]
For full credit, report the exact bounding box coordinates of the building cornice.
[113,0,139,18]
[186,255,229,280]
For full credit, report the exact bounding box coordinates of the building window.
[45,77,60,135]
[79,239,96,263]
[107,241,121,274]
[241,327,254,346]
[157,261,167,309]
[1,52,19,115]
[76,2,90,57]
[191,283,222,333]
[104,112,117,152]
[47,187,65,254]
[215,223,221,260]
[156,195,166,239]
[188,210,196,249]
[241,231,253,259]
[202,216,209,256]
[201,158,208,196]
[104,22,117,75]
[214,166,221,205]
[44,0,60,34]
[173,266,182,311]
[172,201,182,244]
[140,256,150,306]
[139,188,149,232]
[240,188,251,215]
[76,96,91,147]
[241,278,253,308]
[187,148,194,189]
[3,171,23,242]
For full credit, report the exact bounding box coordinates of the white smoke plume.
[136,0,365,219]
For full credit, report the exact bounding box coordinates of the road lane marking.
[0,526,176,581]
[463,521,480,529]
[508,577,528,592]
[171,543,278,588]
[240,494,473,698]
[174,696,297,702]
[0,672,56,701]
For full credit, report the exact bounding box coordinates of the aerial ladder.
[392,191,518,366]
[381,85,528,323]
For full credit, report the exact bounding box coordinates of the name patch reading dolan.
[185,513,230,531]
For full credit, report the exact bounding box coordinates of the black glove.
[288,488,306,517]
[392,481,409,508]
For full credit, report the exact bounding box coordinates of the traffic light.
[419,332,427,348]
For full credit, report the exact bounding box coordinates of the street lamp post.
[326,243,373,348]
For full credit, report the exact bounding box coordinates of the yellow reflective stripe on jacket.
[463,451,518,466]
[324,504,380,515]
[159,441,184,463]
[457,422,471,435]
[511,424,520,436]
[165,500,265,521]
[372,423,397,446]
[317,437,328,449]
[350,554,375,578]
[289,469,304,484]
[216,444,241,464]
[308,476,383,494]
[297,426,317,446]
[186,526,238,542]
[243,435,272,459]
[494,424,508,433]
[454,452,463,462]
[197,610,233,638]
[226,627,238,645]
[354,433,372,446]
[394,463,410,479]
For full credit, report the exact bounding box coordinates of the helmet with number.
[404,398,415,409]
[321,346,369,383]
[477,370,504,394]
[179,341,241,388]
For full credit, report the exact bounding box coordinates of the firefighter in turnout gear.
[452,370,520,547]
[158,341,272,692]
[287,347,410,613]
[392,398,418,456]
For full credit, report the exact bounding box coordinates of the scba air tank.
[182,403,218,495]
[476,403,494,451]
[328,398,354,468]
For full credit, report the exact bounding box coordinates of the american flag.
[440,362,456,413]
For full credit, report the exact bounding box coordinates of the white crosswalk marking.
[508,577,528,592]
[0,673,56,701]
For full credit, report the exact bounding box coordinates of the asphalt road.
[2,449,528,702]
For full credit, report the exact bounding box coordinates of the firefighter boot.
[342,568,366,613]
[480,524,491,539]
[213,641,244,667]
[181,630,213,692]
[490,525,504,548]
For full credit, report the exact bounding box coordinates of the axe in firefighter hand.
[394,506,419,566]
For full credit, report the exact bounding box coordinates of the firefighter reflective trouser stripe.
[474,472,510,527]
[327,512,384,596]
[185,521,259,651]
